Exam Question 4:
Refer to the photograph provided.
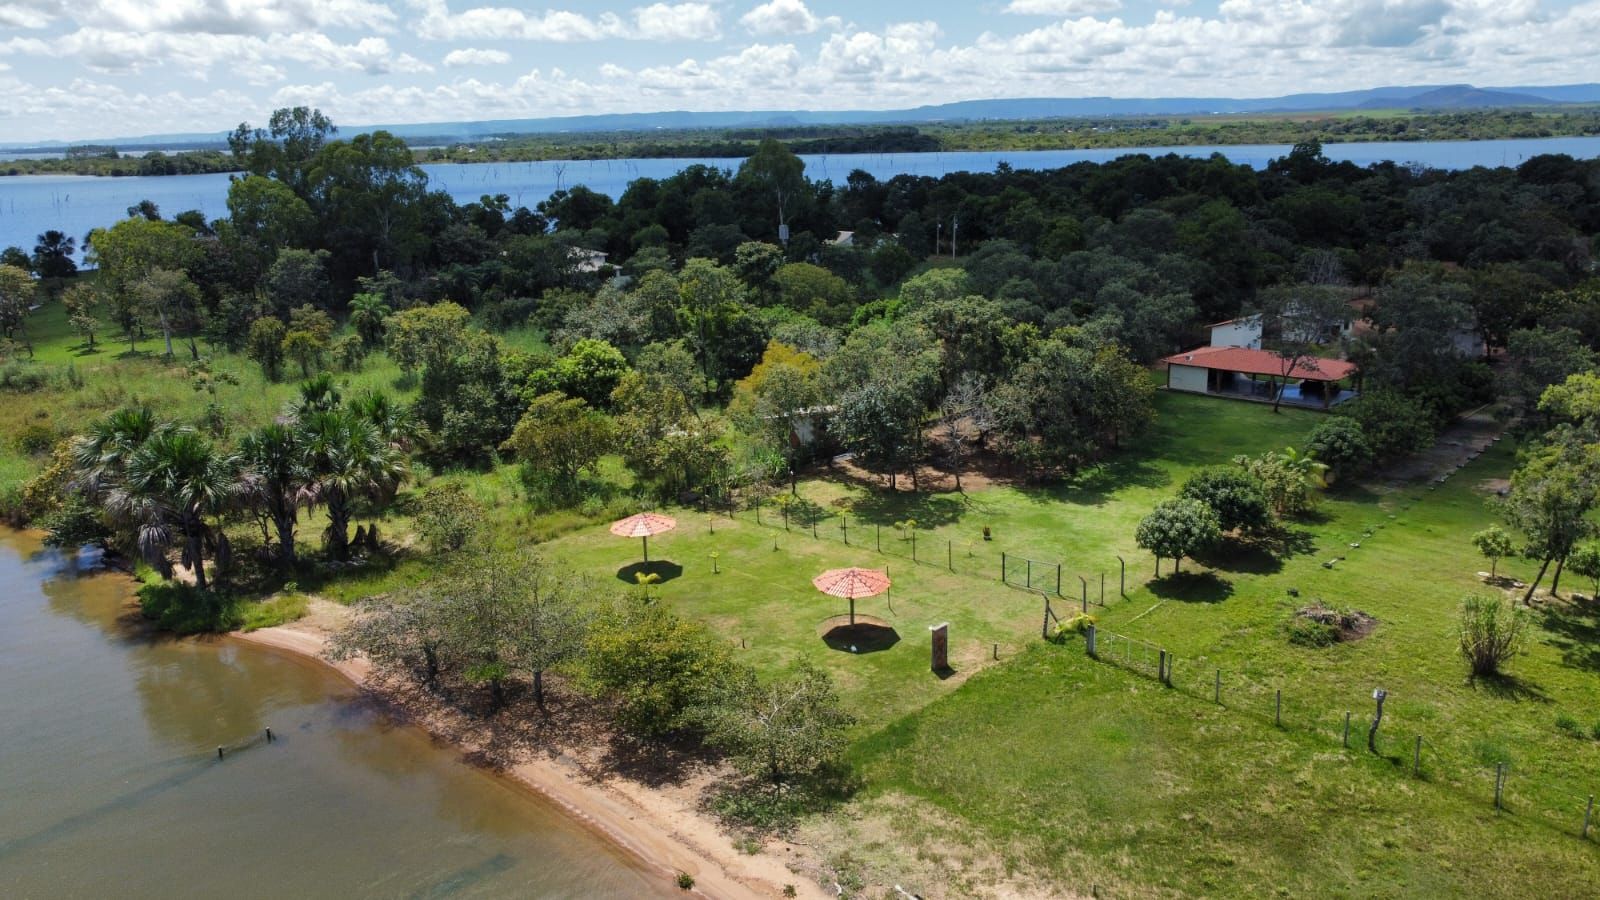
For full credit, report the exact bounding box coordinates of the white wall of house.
[1169,364,1210,394]
[1210,316,1262,349]
[1448,328,1484,357]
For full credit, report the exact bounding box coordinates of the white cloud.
[413,1,720,41]
[6,28,431,77]
[0,0,67,29]
[443,47,511,67]
[739,0,840,36]
[82,0,398,35]
[1003,0,1122,15]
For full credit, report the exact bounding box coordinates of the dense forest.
[3,104,1600,611]
[5,107,1599,177]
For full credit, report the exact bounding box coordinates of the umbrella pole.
[642,535,649,564]
[850,597,855,625]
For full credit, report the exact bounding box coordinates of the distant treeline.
[6,108,1600,177]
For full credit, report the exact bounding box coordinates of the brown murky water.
[0,530,673,898]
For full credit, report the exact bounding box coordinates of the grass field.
[5,297,1600,896]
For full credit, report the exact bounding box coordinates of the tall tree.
[238,423,309,567]
[300,410,407,559]
[31,230,77,279]
[114,428,236,590]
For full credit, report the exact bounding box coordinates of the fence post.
[877,524,882,552]
[842,517,848,545]
[1584,795,1593,839]
[1086,624,1097,658]
[1215,669,1222,704]
[812,520,818,539]
[1026,558,1033,589]
[911,530,917,562]
[947,540,953,571]
[1275,690,1282,728]
[1002,552,1007,583]
[1343,712,1351,748]
[1056,564,1062,596]
[1118,556,1126,596]
[1495,763,1505,811]
[1080,576,1088,613]
[1100,573,1105,606]
[1413,736,1423,776]
[755,501,761,525]
[1158,650,1170,686]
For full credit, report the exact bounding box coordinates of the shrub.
[415,482,486,554]
[1336,390,1435,463]
[137,582,242,634]
[1179,466,1273,534]
[1471,526,1517,578]
[1305,417,1373,478]
[12,422,57,456]
[238,593,310,632]
[676,873,695,890]
[1457,593,1528,677]
[583,602,739,738]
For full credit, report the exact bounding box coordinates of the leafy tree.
[229,106,336,195]
[497,550,594,713]
[1180,467,1272,535]
[1503,440,1598,603]
[263,248,331,317]
[386,301,470,379]
[85,217,201,309]
[735,138,808,243]
[677,258,759,397]
[773,262,853,324]
[0,246,30,270]
[1305,417,1373,479]
[584,600,738,738]
[246,317,288,380]
[114,428,236,590]
[705,661,854,789]
[1566,541,1600,597]
[414,328,521,465]
[1506,327,1597,423]
[503,392,616,497]
[897,268,968,308]
[1471,525,1517,579]
[1253,284,1352,413]
[730,341,823,475]
[415,482,486,555]
[328,590,453,687]
[526,338,629,408]
[1136,497,1220,575]
[237,423,308,567]
[0,265,36,354]
[281,304,334,378]
[1458,594,1528,678]
[1335,391,1435,463]
[61,282,102,351]
[132,268,205,359]
[31,230,77,279]
[733,240,785,299]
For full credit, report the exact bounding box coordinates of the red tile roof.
[1162,346,1358,381]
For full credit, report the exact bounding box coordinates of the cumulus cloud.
[443,47,512,67]
[4,28,432,77]
[1004,0,1122,14]
[81,0,398,35]
[739,0,841,35]
[413,0,721,41]
[0,0,68,29]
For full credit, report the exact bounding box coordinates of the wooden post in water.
[217,746,224,760]
[265,727,274,743]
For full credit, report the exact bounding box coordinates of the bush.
[1457,593,1528,677]
[1336,390,1435,463]
[137,581,242,634]
[12,422,57,456]
[1305,418,1373,478]
[676,873,695,890]
[415,482,486,554]
[1179,467,1273,534]
[1287,617,1340,648]
[583,602,739,738]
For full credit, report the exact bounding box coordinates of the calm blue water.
[2,136,1597,253]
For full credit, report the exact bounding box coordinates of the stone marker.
[930,622,950,672]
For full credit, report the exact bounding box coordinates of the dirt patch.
[1292,602,1378,643]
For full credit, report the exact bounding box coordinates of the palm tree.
[301,410,407,559]
[349,389,422,452]
[1277,445,1329,489]
[115,429,236,590]
[349,291,391,348]
[238,423,310,567]
[71,405,164,499]
[285,373,343,421]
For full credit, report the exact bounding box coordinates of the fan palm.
[349,291,391,348]
[301,410,407,559]
[115,428,236,590]
[284,373,343,421]
[71,405,164,498]
[238,423,311,567]
[349,388,422,452]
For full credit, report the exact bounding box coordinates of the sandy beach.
[232,601,827,900]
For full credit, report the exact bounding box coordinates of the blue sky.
[0,0,1595,141]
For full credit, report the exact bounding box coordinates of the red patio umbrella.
[610,512,677,563]
[812,566,891,625]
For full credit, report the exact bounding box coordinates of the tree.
[676,258,757,397]
[1457,594,1528,678]
[1305,417,1373,479]
[1471,525,1516,579]
[526,338,630,408]
[246,317,288,380]
[229,106,336,195]
[733,241,785,299]
[499,550,594,713]
[328,590,453,687]
[415,482,486,555]
[414,328,521,465]
[238,423,308,568]
[301,409,407,559]
[1506,327,1597,423]
[730,341,823,479]
[225,174,313,264]
[348,291,391,348]
[773,262,853,324]
[1566,541,1600,597]
[1335,391,1435,464]
[937,373,992,493]
[61,282,102,351]
[705,661,853,789]
[584,600,738,737]
[386,301,470,379]
[1503,440,1598,603]
[114,428,236,591]
[1136,498,1220,575]
[1180,467,1272,535]
[0,265,36,355]
[1255,284,1352,413]
[735,138,807,243]
[132,268,205,359]
[503,392,615,492]
[282,305,334,378]
[85,217,200,314]
[263,248,331,317]
[31,230,77,279]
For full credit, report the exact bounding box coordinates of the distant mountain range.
[5,82,1598,152]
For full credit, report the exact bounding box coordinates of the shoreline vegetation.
[234,604,820,899]
[5,107,1599,178]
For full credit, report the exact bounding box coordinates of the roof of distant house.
[1207,313,1262,329]
[1162,345,1359,381]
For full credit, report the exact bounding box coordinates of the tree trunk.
[533,669,546,714]
[275,509,297,566]
[1550,555,1567,599]
[1522,555,1553,605]
[327,493,351,559]
[159,309,174,358]
[188,527,208,592]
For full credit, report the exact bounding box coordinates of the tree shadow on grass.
[841,490,966,529]
[1538,594,1600,674]
[615,560,683,585]
[1467,672,1552,703]
[1195,529,1318,575]
[1027,454,1172,507]
[1148,571,1234,603]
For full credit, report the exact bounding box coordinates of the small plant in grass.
[1457,593,1529,677]
[1556,713,1584,739]
[710,551,720,574]
[1591,720,1600,741]
[676,872,694,889]
[783,886,798,898]
[895,518,917,539]
[1471,525,1516,579]
[982,525,992,541]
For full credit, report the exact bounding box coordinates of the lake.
[0,529,674,899]
[2,136,1599,253]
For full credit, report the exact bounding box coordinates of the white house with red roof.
[1161,345,1361,410]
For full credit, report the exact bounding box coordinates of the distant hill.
[5,82,1597,151]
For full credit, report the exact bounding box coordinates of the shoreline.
[233,606,825,900]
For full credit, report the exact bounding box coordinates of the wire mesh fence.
[1079,624,1598,842]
